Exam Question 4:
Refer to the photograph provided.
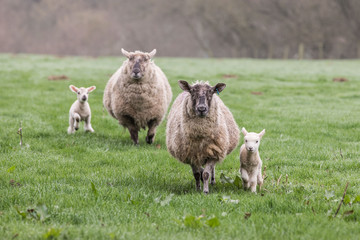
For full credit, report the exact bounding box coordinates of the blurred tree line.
[1,0,359,58]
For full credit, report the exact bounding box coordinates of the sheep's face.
[69,85,96,103]
[178,80,226,118]
[242,128,265,152]
[121,48,156,80]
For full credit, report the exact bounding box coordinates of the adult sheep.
[166,80,239,194]
[103,49,172,145]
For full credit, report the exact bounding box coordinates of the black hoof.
[146,134,154,144]
[75,127,79,131]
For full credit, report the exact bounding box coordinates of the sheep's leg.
[68,116,75,134]
[250,169,259,193]
[257,165,263,191]
[84,116,94,132]
[121,115,139,145]
[146,118,158,144]
[73,113,81,131]
[240,168,250,190]
[191,165,202,191]
[203,161,215,194]
[211,165,216,185]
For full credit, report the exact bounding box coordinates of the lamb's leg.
[68,116,75,134]
[191,165,202,191]
[73,113,80,131]
[250,169,259,193]
[240,168,250,190]
[146,118,158,144]
[120,115,139,145]
[211,165,216,185]
[257,165,263,191]
[203,161,215,194]
[84,116,94,132]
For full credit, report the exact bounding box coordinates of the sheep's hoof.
[203,190,209,195]
[75,127,79,131]
[145,134,154,144]
[211,179,216,185]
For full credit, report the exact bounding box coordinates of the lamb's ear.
[69,85,79,93]
[121,48,131,58]
[213,83,226,94]
[241,127,248,136]
[149,49,156,58]
[259,129,266,138]
[178,80,191,92]
[87,86,96,93]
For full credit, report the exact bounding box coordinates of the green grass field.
[1,54,360,239]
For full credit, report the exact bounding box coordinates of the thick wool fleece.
[103,58,172,130]
[166,90,239,167]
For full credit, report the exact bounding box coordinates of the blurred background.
[1,0,360,58]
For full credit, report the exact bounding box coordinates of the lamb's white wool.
[68,85,96,134]
[166,80,239,194]
[103,49,172,145]
[239,127,265,193]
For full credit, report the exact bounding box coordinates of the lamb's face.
[242,128,265,153]
[69,85,96,103]
[121,49,156,80]
[178,80,226,118]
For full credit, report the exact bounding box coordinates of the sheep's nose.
[82,96,87,101]
[197,106,207,112]
[249,147,253,151]
[133,68,140,74]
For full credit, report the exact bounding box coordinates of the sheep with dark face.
[103,49,172,144]
[166,80,239,194]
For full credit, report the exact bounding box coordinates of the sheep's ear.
[149,49,156,58]
[179,80,191,92]
[241,127,248,136]
[213,83,226,94]
[87,86,96,93]
[69,85,79,93]
[121,48,131,58]
[259,129,266,138]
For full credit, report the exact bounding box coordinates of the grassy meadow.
[1,54,360,239]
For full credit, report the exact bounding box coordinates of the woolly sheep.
[68,85,96,134]
[239,127,265,193]
[166,80,239,194]
[103,49,172,145]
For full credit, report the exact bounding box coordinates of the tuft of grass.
[1,55,360,239]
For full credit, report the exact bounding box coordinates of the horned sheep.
[166,80,239,194]
[68,85,96,134]
[103,49,172,145]
[239,127,265,193]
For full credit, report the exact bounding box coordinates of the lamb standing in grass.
[239,128,265,193]
[68,85,96,134]
[166,80,239,194]
[103,49,172,145]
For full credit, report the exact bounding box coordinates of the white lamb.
[239,127,265,193]
[68,85,96,134]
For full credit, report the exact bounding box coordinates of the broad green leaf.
[7,165,16,173]
[205,216,220,228]
[14,206,27,219]
[184,215,202,228]
[353,195,360,204]
[91,182,98,197]
[343,195,351,205]
[233,175,242,188]
[43,228,61,239]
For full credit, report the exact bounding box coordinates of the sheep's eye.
[245,140,247,142]
[77,92,80,94]
[129,57,134,61]
[256,141,258,143]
